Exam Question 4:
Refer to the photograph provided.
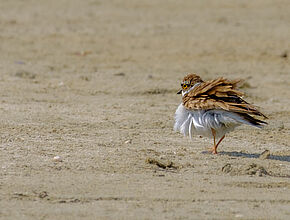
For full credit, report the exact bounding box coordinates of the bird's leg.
[209,134,225,154]
[216,135,225,150]
[209,128,217,154]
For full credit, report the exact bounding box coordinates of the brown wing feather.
[183,77,267,118]
[190,78,241,97]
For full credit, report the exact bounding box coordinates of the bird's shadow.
[202,151,290,162]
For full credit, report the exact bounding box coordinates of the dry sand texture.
[0,0,290,219]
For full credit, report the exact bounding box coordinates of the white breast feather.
[174,104,245,139]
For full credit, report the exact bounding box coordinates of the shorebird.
[174,73,267,154]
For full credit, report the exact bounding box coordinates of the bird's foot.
[208,146,218,154]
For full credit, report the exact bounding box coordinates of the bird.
[174,73,267,154]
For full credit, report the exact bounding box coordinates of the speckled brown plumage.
[182,74,267,119]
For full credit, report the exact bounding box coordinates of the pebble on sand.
[53,156,62,162]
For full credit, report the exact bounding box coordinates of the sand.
[0,0,290,219]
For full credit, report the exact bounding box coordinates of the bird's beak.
[177,89,182,94]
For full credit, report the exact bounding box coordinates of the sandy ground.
[0,0,290,219]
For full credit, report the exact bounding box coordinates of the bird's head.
[177,73,203,96]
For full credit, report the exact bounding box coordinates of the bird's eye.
[182,84,188,89]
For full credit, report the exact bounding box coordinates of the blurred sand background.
[0,0,290,219]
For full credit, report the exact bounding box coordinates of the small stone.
[38,191,48,198]
[53,156,62,162]
[124,139,132,144]
[259,150,270,159]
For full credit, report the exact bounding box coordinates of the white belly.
[174,104,243,139]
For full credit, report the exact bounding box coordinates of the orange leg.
[209,129,225,154]
[215,135,225,153]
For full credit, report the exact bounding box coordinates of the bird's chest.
[174,104,236,138]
